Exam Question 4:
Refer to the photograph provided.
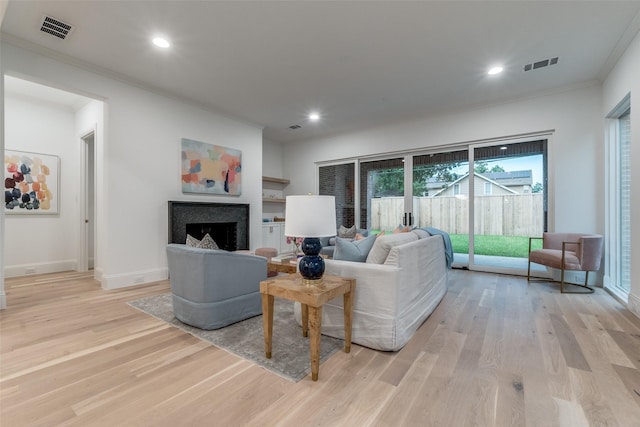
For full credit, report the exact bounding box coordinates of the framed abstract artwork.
[4,150,60,215]
[181,138,242,195]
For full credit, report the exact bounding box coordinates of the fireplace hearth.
[168,201,249,250]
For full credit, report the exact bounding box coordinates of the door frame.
[78,127,96,272]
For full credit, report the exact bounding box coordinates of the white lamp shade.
[284,195,336,238]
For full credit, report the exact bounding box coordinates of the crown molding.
[598,9,640,81]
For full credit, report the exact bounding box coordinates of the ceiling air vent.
[289,125,302,130]
[523,56,559,72]
[40,15,74,40]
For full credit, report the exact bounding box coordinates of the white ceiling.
[2,1,640,143]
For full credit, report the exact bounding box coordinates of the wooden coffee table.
[260,273,355,381]
[267,259,298,275]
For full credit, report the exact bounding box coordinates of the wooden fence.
[370,194,543,236]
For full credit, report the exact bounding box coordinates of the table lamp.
[284,195,336,285]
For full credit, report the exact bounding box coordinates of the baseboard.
[628,292,640,320]
[4,260,78,278]
[101,267,168,290]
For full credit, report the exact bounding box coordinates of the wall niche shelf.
[262,176,289,204]
[262,176,290,185]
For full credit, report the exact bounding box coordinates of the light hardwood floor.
[1,270,639,426]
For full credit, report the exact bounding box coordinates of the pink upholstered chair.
[527,232,603,293]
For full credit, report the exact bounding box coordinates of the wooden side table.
[260,273,355,381]
[267,259,298,275]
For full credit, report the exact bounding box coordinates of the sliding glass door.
[359,158,405,232]
[471,140,547,273]
[318,163,355,229]
[412,150,469,266]
[317,137,548,275]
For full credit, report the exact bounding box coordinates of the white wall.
[262,138,286,220]
[4,93,80,276]
[603,31,640,318]
[2,41,264,290]
[284,84,604,236]
[262,138,284,178]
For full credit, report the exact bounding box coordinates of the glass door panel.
[412,150,469,267]
[360,158,404,232]
[472,140,547,272]
[318,163,355,229]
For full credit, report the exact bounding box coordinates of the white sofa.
[294,231,448,351]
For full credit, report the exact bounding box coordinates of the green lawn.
[371,229,542,258]
[450,234,542,258]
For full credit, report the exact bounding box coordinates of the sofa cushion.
[412,229,430,239]
[366,232,419,264]
[338,225,357,238]
[333,234,377,262]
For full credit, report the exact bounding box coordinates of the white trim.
[4,260,78,278]
[628,292,640,320]
[101,267,168,290]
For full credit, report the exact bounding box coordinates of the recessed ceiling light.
[308,112,321,121]
[152,37,170,48]
[488,66,504,75]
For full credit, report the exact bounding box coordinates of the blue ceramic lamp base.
[298,237,325,285]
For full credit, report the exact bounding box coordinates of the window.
[453,183,460,195]
[605,95,630,297]
[619,109,631,293]
[484,182,492,195]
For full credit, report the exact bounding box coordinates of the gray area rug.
[127,293,344,382]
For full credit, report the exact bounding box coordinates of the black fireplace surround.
[168,201,249,251]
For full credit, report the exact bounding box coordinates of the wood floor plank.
[549,313,592,372]
[1,269,639,426]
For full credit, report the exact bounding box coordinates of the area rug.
[127,293,344,382]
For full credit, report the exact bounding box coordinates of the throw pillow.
[333,234,377,262]
[197,233,219,250]
[392,224,410,234]
[338,225,357,239]
[366,232,419,264]
[186,234,200,247]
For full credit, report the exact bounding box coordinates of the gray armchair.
[527,232,603,293]
[166,244,267,329]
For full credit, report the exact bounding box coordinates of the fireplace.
[185,222,237,251]
[168,201,249,250]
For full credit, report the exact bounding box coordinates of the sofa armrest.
[324,259,400,316]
